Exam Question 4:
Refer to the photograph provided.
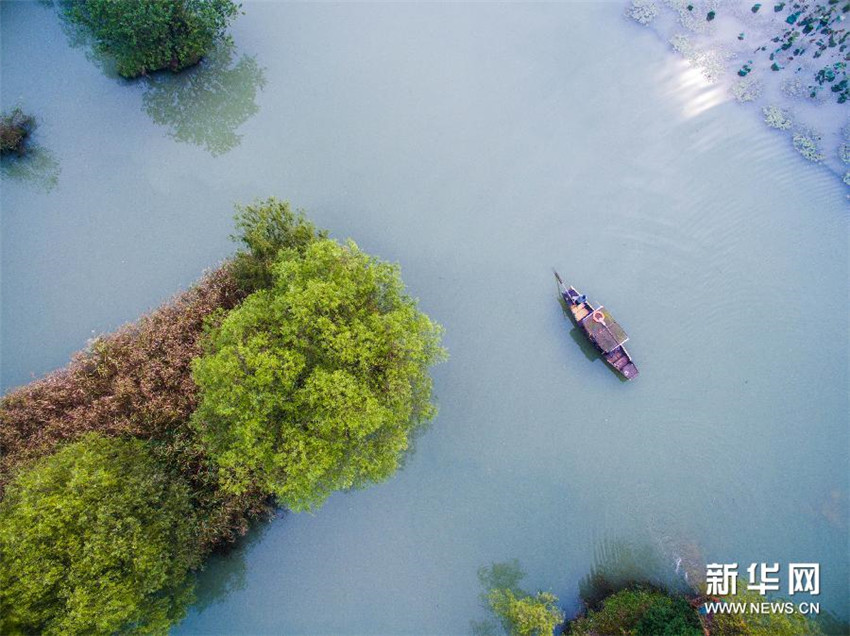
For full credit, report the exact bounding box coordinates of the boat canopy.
[581,306,629,353]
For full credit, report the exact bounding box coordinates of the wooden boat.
[554,271,639,380]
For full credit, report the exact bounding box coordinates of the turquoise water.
[2,2,847,633]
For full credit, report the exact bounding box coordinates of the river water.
[1,2,848,633]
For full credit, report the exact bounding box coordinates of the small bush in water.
[0,108,35,155]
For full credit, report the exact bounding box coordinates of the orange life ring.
[592,310,605,323]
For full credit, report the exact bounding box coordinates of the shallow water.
[1,2,848,633]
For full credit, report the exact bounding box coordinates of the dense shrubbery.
[0,108,36,156]
[66,0,240,78]
[568,586,701,636]
[566,582,824,636]
[192,235,446,511]
[0,435,199,635]
[0,200,338,544]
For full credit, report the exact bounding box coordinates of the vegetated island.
[63,0,241,78]
[0,198,446,635]
[474,559,826,636]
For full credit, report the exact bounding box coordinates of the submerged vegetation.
[64,0,240,78]
[0,144,61,193]
[0,198,445,634]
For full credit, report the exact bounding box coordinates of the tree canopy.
[475,561,565,636]
[192,237,445,511]
[487,589,564,636]
[0,434,199,635]
[66,0,239,78]
[229,197,325,292]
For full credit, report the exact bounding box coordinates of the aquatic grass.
[793,131,825,163]
[731,76,763,102]
[763,104,792,129]
[665,0,720,34]
[780,76,809,98]
[669,34,727,83]
[638,0,850,188]
[628,0,659,25]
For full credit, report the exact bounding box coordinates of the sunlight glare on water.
[667,61,730,119]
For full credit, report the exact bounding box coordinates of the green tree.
[66,0,240,78]
[229,197,326,293]
[475,561,564,636]
[488,589,564,636]
[0,434,199,636]
[192,237,445,511]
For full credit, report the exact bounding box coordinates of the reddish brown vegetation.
[0,108,35,156]
[0,265,271,552]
